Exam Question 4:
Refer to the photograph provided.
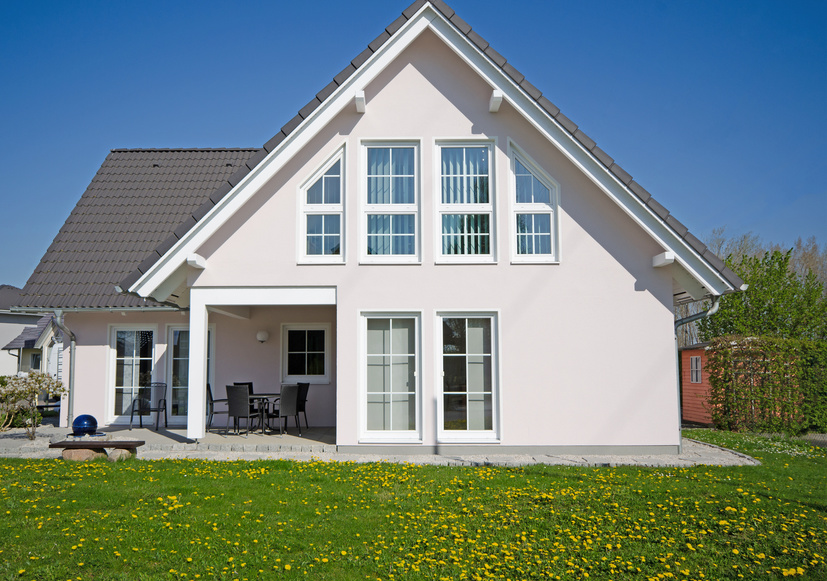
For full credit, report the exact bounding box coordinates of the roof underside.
[18,149,257,309]
[16,0,742,311]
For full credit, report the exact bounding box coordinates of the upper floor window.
[301,149,344,263]
[364,144,419,262]
[510,146,559,263]
[437,143,494,262]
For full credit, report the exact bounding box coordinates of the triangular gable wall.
[124,0,743,305]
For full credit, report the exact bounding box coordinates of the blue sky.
[1,0,825,288]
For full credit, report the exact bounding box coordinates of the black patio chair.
[296,382,310,429]
[206,383,228,430]
[226,384,263,437]
[129,381,168,430]
[266,383,301,436]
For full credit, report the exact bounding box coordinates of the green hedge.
[706,336,827,435]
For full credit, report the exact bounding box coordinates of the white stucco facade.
[61,26,697,453]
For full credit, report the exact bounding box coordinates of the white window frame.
[166,324,216,421]
[435,311,500,443]
[690,355,702,384]
[360,141,421,263]
[107,324,158,423]
[299,146,345,264]
[435,140,496,264]
[359,311,422,443]
[281,323,332,384]
[509,141,560,263]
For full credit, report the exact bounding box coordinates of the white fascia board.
[129,9,437,300]
[191,287,336,306]
[426,16,736,297]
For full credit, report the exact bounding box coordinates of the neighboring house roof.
[18,149,258,309]
[2,315,58,350]
[0,285,24,311]
[18,0,743,310]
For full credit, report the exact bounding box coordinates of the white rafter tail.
[489,89,503,113]
[355,90,366,113]
[187,253,207,269]
[653,251,675,268]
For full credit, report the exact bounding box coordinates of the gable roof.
[18,149,257,309]
[19,0,743,311]
[2,315,58,350]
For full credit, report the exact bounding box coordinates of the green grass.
[0,431,824,580]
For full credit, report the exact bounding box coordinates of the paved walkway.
[0,424,759,467]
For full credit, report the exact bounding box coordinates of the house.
[0,285,43,376]
[679,344,713,426]
[14,0,744,454]
[1,315,63,378]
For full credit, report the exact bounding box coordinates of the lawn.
[0,430,824,580]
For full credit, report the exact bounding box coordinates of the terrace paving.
[0,424,759,467]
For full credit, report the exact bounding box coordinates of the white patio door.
[168,327,213,419]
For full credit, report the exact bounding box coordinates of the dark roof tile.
[665,215,688,237]
[573,129,596,151]
[191,200,214,222]
[333,63,357,86]
[683,232,707,255]
[537,96,560,117]
[137,252,161,274]
[610,163,633,185]
[703,250,725,272]
[316,80,338,103]
[279,114,304,138]
[351,47,373,69]
[554,112,578,134]
[209,181,233,205]
[298,98,321,119]
[591,146,614,167]
[519,79,541,100]
[263,131,287,152]
[467,30,488,51]
[402,0,427,18]
[483,46,506,67]
[369,30,391,52]
[502,63,524,84]
[646,197,670,220]
[155,234,178,257]
[386,15,407,35]
[173,215,198,239]
[449,13,471,35]
[430,0,454,18]
[628,180,651,203]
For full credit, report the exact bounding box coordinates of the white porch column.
[187,290,209,439]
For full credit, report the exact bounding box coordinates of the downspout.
[52,310,77,427]
[673,297,721,453]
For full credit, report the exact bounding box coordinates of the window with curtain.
[302,150,344,262]
[511,149,559,262]
[112,329,154,416]
[438,144,494,260]
[364,145,418,260]
[364,315,418,436]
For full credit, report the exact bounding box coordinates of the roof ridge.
[118,0,743,295]
[110,148,259,153]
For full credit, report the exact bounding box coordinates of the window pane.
[516,175,533,204]
[392,176,414,204]
[307,215,323,235]
[444,394,467,430]
[367,355,390,392]
[115,360,129,387]
[441,148,463,176]
[368,148,390,176]
[306,352,325,375]
[467,318,491,353]
[307,178,323,204]
[306,330,325,352]
[391,319,415,354]
[367,394,389,430]
[391,356,415,392]
[367,177,390,204]
[468,393,492,430]
[533,176,550,204]
[392,148,414,175]
[465,147,488,174]
[287,353,306,376]
[324,174,340,204]
[116,331,132,357]
[367,319,390,354]
[288,330,306,352]
[467,355,492,392]
[391,394,416,431]
[172,359,188,388]
[442,318,466,353]
[443,356,466,392]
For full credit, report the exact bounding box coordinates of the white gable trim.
[130,3,735,301]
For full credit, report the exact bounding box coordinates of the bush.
[0,372,67,440]
[706,336,827,435]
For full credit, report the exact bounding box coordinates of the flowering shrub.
[0,371,66,439]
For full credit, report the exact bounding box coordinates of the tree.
[0,372,67,440]
[698,249,827,341]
